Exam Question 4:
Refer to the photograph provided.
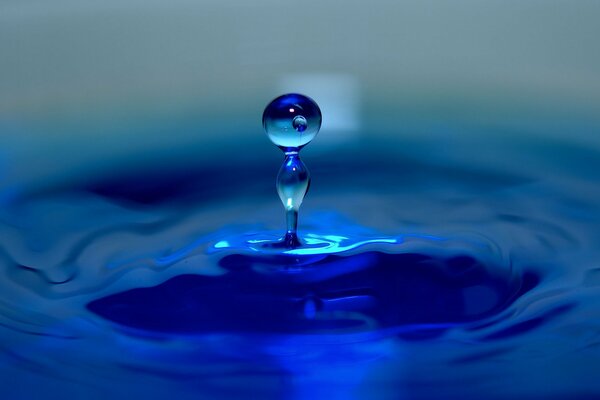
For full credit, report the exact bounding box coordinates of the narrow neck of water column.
[277,151,310,248]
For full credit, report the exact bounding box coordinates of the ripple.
[1,146,599,399]
[88,247,530,338]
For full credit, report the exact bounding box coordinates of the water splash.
[263,93,322,248]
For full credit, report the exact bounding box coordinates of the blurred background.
[2,0,600,193]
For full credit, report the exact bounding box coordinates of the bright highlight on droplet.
[262,93,322,248]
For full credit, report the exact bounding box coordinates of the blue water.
[263,93,322,248]
[1,136,600,399]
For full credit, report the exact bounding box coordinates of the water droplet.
[262,93,321,150]
[292,115,307,132]
[262,94,322,248]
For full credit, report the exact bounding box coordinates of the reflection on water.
[0,138,600,399]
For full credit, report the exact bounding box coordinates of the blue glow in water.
[1,127,600,399]
[263,93,322,248]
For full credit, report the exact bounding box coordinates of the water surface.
[1,135,599,399]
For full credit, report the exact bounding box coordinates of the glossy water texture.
[262,93,322,150]
[1,135,600,399]
[263,94,322,248]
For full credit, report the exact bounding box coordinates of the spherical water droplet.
[292,115,307,132]
[262,93,321,149]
